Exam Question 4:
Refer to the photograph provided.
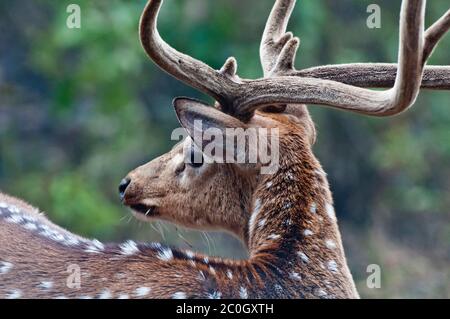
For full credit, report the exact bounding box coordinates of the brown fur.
[0,107,359,299]
[2,0,448,299]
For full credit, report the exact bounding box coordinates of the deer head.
[120,99,315,242]
[1,0,449,300]
[119,0,449,246]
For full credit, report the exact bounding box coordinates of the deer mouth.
[130,204,158,217]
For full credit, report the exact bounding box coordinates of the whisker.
[156,221,166,241]
[150,222,162,238]
[176,227,194,249]
[126,216,133,224]
[201,232,212,255]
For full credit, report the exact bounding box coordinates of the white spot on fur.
[39,224,50,232]
[38,281,53,290]
[79,295,93,299]
[274,284,284,295]
[174,152,185,165]
[298,252,309,263]
[24,223,38,231]
[135,287,151,297]
[98,289,112,299]
[249,198,262,233]
[115,272,126,280]
[157,248,173,261]
[119,240,139,255]
[203,257,209,264]
[268,234,281,240]
[266,181,273,189]
[117,294,129,299]
[303,229,314,236]
[6,290,22,299]
[0,261,13,274]
[207,291,222,299]
[172,292,187,299]
[283,202,293,209]
[327,260,338,273]
[325,239,337,249]
[6,214,23,224]
[310,202,317,214]
[64,236,80,246]
[284,219,293,226]
[7,205,20,213]
[274,266,284,275]
[0,202,8,209]
[226,269,233,279]
[185,250,195,259]
[209,266,216,275]
[22,214,37,223]
[290,272,302,281]
[258,218,266,228]
[314,289,327,297]
[286,172,294,181]
[198,271,206,281]
[239,286,248,299]
[52,233,66,242]
[326,203,336,221]
[85,239,104,254]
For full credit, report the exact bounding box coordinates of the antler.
[139,0,240,113]
[260,0,450,89]
[246,0,449,117]
[292,64,450,90]
[140,0,450,121]
[260,0,298,77]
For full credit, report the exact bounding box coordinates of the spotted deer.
[1,0,449,299]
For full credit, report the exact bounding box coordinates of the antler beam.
[293,64,450,90]
[140,0,450,121]
[239,0,450,118]
[260,1,450,89]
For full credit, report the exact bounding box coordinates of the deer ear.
[173,97,249,163]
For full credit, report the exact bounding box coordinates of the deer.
[1,0,450,299]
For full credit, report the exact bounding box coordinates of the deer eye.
[188,146,204,168]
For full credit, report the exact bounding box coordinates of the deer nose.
[118,177,131,201]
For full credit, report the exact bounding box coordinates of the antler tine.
[140,0,450,122]
[260,0,298,77]
[388,0,425,111]
[290,9,450,89]
[423,9,450,63]
[237,0,450,118]
[139,0,238,109]
[291,64,450,90]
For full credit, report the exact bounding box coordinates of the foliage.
[0,0,449,298]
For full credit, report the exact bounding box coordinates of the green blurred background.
[0,0,449,298]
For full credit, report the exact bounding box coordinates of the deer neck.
[246,134,359,298]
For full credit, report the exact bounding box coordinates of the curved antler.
[423,8,450,63]
[139,0,239,110]
[140,0,450,121]
[292,64,450,90]
[260,1,450,89]
[237,0,450,118]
